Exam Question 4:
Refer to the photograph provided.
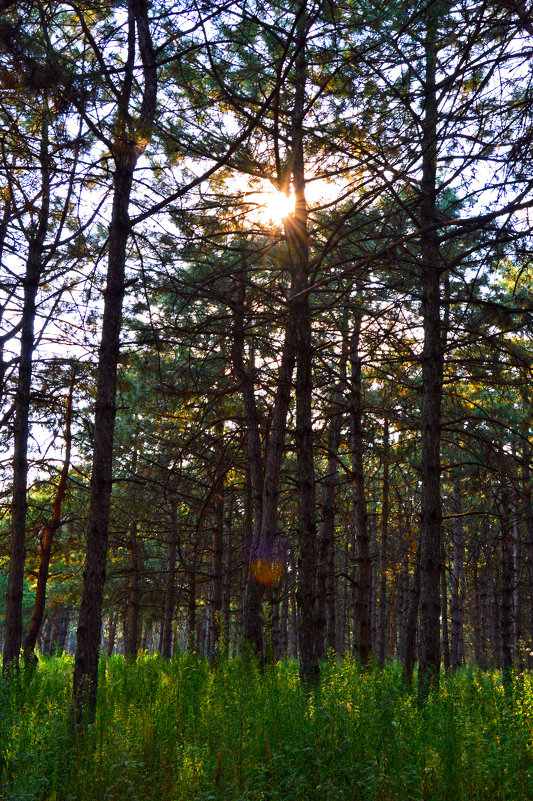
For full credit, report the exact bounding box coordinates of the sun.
[262,188,295,224]
[227,172,343,228]
[246,184,295,226]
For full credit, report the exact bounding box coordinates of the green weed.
[0,655,531,800]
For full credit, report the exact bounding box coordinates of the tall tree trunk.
[403,546,421,685]
[187,568,197,652]
[418,1,444,699]
[279,572,289,657]
[3,118,50,676]
[450,477,465,670]
[441,542,450,672]
[161,504,179,658]
[233,266,297,657]
[349,310,371,666]
[325,526,337,654]
[521,382,533,667]
[124,432,140,660]
[0,196,14,413]
[370,516,378,652]
[397,552,409,662]
[23,371,75,664]
[223,493,234,651]
[285,11,318,685]
[106,611,118,657]
[378,418,390,667]
[211,431,225,661]
[124,517,140,658]
[52,608,69,654]
[472,548,484,666]
[512,494,521,665]
[484,536,499,668]
[316,334,347,659]
[500,460,514,689]
[73,0,157,720]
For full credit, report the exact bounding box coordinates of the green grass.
[1,654,532,800]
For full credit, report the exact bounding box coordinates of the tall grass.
[1,654,531,800]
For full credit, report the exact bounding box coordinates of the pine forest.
[0,1,533,799]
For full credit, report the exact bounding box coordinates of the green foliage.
[1,656,532,800]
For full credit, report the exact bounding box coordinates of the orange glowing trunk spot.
[250,558,284,586]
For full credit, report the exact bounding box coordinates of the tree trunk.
[403,546,421,685]
[211,434,225,661]
[124,517,140,658]
[23,372,75,664]
[279,572,289,657]
[3,118,50,677]
[106,611,118,657]
[187,568,196,652]
[378,418,390,667]
[161,504,179,658]
[484,537,499,668]
[472,549,484,666]
[441,541,450,672]
[73,0,157,720]
[316,334,347,659]
[450,477,465,670]
[500,461,514,689]
[223,491,234,651]
[349,310,371,666]
[521,387,533,667]
[233,264,297,658]
[284,10,318,685]
[51,608,69,654]
[512,494,521,665]
[418,1,444,700]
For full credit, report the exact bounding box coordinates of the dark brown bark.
[124,431,140,660]
[325,529,337,654]
[233,263,297,657]
[51,608,69,654]
[161,504,179,658]
[0,196,14,412]
[339,531,350,657]
[187,568,196,652]
[23,371,75,663]
[73,0,157,720]
[223,492,234,650]
[106,611,118,657]
[518,381,533,667]
[472,549,484,667]
[418,2,444,700]
[512,494,521,664]
[231,274,264,655]
[279,572,289,657]
[441,542,450,672]
[370,518,378,651]
[3,118,50,677]
[500,463,514,688]
[522,423,533,668]
[349,311,371,666]
[211,433,225,661]
[484,536,499,668]
[316,335,347,660]
[403,547,421,685]
[450,478,465,670]
[397,549,409,662]
[378,419,390,667]
[124,517,140,658]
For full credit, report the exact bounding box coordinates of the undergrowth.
[0,654,531,800]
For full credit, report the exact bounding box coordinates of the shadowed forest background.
[1,0,533,762]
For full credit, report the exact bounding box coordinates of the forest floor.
[0,654,532,800]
